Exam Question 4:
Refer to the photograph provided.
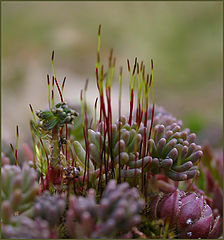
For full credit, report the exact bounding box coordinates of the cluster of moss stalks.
[1,25,222,239]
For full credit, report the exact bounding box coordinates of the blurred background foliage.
[2,2,223,148]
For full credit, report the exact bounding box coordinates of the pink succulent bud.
[150,190,222,238]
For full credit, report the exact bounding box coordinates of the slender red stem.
[60,127,64,154]
[106,87,113,178]
[10,144,17,165]
[65,124,68,166]
[118,88,121,183]
[54,77,64,102]
[82,127,88,189]
[30,122,36,169]
[84,101,90,189]
[61,77,66,92]
[128,89,134,125]
[134,152,137,187]
[97,121,103,193]
[15,125,19,164]
[103,118,108,183]
[147,103,155,154]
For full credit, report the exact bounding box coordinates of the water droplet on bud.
[187,232,192,237]
[186,218,193,225]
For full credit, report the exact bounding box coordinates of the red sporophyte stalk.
[118,67,123,183]
[94,97,98,131]
[9,143,16,164]
[29,121,37,169]
[79,80,91,191]
[105,50,116,179]
[15,125,19,164]
[147,59,155,152]
[51,77,54,107]
[84,80,90,189]
[47,74,51,109]
[65,124,68,166]
[61,76,66,93]
[127,58,137,125]
[80,90,87,190]
[142,74,150,158]
[13,125,19,166]
[54,77,63,102]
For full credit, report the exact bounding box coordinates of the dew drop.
[186,218,193,225]
[187,232,192,237]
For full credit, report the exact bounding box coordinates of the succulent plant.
[66,187,98,238]
[144,105,202,181]
[148,124,202,181]
[34,191,66,228]
[66,180,144,238]
[1,164,39,217]
[93,180,145,238]
[74,105,202,183]
[150,189,222,238]
[74,116,151,178]
[2,215,51,239]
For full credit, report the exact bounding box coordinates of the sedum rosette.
[74,106,203,182]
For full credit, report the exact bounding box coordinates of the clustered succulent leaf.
[66,188,98,238]
[74,115,151,178]
[66,180,144,238]
[2,216,51,239]
[1,164,39,219]
[150,189,221,238]
[74,105,203,182]
[93,180,145,238]
[34,191,66,228]
[146,105,203,181]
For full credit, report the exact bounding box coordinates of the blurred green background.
[2,2,223,148]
